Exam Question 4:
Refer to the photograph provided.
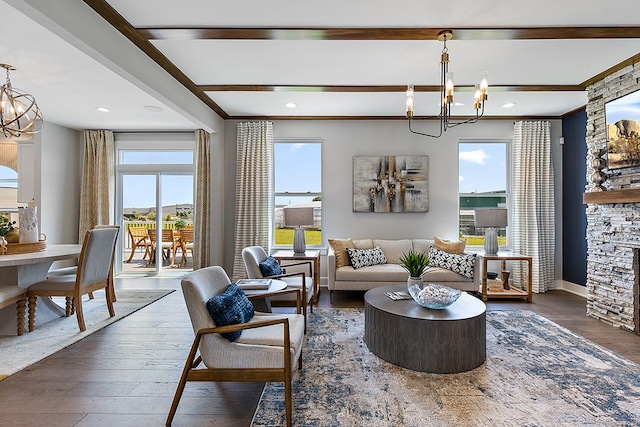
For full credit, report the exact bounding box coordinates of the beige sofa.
[328,238,481,297]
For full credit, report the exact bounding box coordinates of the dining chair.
[242,246,314,332]
[173,228,194,267]
[126,226,151,263]
[146,228,177,266]
[27,227,119,332]
[166,266,304,427]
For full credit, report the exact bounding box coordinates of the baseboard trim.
[556,280,587,298]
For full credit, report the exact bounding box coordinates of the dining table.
[0,244,83,335]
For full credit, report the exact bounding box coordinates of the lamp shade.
[284,207,314,227]
[474,208,508,228]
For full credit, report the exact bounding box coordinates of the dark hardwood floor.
[1,276,639,426]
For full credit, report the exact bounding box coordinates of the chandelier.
[405,30,488,138]
[0,64,44,138]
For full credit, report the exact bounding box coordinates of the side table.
[271,249,321,302]
[479,252,533,302]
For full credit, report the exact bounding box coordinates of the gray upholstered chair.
[27,227,119,332]
[166,266,304,427]
[242,246,314,330]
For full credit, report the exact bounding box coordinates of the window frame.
[272,138,323,249]
[458,138,511,250]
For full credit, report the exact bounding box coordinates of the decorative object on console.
[474,208,508,255]
[590,147,608,191]
[353,155,429,213]
[283,206,314,254]
[18,205,38,243]
[405,30,488,138]
[0,64,44,138]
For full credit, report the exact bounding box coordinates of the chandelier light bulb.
[474,84,482,110]
[445,72,454,103]
[480,71,489,100]
[405,84,414,117]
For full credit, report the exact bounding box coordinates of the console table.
[479,252,533,302]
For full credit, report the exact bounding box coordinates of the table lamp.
[284,207,314,255]
[474,208,508,255]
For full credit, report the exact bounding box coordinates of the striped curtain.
[512,121,555,293]
[193,129,211,270]
[79,130,115,242]
[232,121,274,279]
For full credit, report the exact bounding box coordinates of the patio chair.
[166,266,304,427]
[147,228,177,266]
[126,226,151,263]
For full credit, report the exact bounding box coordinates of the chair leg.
[285,371,293,427]
[75,297,86,332]
[126,243,138,263]
[65,297,74,316]
[106,287,116,318]
[28,296,36,332]
[166,350,199,426]
[16,298,26,336]
[88,292,95,300]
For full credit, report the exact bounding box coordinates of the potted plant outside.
[174,218,187,230]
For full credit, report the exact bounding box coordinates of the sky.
[274,142,322,206]
[605,89,640,125]
[458,142,507,194]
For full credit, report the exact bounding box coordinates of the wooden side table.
[479,252,533,302]
[271,249,321,302]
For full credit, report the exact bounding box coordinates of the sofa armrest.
[327,247,336,290]
[471,253,482,288]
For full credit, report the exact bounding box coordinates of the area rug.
[251,309,640,426]
[0,289,174,380]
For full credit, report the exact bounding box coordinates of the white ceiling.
[1,0,640,131]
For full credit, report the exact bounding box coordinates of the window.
[274,141,322,246]
[458,141,509,248]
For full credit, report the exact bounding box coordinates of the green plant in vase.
[174,218,187,230]
[398,250,430,279]
[0,213,17,243]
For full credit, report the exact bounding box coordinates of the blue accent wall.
[562,110,587,286]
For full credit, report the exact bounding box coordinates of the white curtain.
[232,121,274,279]
[512,121,555,293]
[79,130,115,242]
[193,129,211,270]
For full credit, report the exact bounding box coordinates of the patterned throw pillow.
[346,246,387,269]
[206,283,255,342]
[428,247,476,279]
[258,256,283,277]
[434,236,466,254]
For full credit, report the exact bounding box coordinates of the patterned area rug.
[252,308,640,426]
[0,289,174,380]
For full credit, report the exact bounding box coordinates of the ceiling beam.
[139,27,640,41]
[200,84,585,93]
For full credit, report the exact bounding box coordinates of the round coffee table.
[364,285,486,373]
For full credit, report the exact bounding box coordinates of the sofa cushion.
[346,246,387,269]
[206,283,255,342]
[428,247,476,279]
[434,236,466,254]
[336,263,408,282]
[412,239,434,256]
[352,239,373,249]
[328,238,355,268]
[373,239,413,264]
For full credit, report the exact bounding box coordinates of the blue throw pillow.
[258,256,283,276]
[206,283,255,342]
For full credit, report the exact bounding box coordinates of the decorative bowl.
[407,282,461,309]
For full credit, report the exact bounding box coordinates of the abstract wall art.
[353,155,429,213]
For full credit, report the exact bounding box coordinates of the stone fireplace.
[585,61,640,334]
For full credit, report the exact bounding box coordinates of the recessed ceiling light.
[284,102,297,108]
[144,105,163,113]
[96,107,110,113]
[502,102,517,108]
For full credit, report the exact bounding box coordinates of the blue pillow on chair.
[258,256,283,277]
[206,283,255,342]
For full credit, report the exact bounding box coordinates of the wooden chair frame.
[0,288,27,335]
[126,226,151,263]
[166,288,302,427]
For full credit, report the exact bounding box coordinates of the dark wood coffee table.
[364,285,486,373]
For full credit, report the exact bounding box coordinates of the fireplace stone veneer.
[585,61,640,333]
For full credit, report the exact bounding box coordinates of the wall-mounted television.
[606,88,640,170]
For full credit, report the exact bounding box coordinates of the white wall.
[222,119,563,284]
[36,123,82,244]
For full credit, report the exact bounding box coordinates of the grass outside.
[275,228,322,245]
[463,236,507,246]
